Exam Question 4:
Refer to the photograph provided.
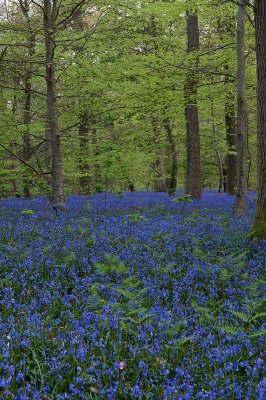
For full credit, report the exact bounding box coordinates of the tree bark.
[210,100,223,193]
[152,117,167,192]
[164,119,178,191]
[43,0,65,209]
[184,9,201,200]
[79,112,92,194]
[251,0,266,238]
[44,121,52,186]
[19,1,35,198]
[235,0,248,216]
[22,32,35,199]
[224,85,237,195]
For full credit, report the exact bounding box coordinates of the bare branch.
[0,143,40,175]
[30,0,44,12]
[55,0,87,30]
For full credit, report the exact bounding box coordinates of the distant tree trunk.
[224,87,237,195]
[92,125,102,192]
[218,17,238,195]
[19,1,35,198]
[152,117,167,192]
[22,33,35,199]
[235,0,248,216]
[43,0,65,209]
[79,112,91,194]
[155,153,167,192]
[210,100,223,193]
[164,119,178,191]
[185,9,201,199]
[251,0,266,239]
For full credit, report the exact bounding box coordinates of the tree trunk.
[152,117,167,192]
[19,1,34,198]
[164,119,178,191]
[92,125,102,192]
[79,112,91,194]
[235,0,248,216]
[22,32,35,199]
[224,86,237,195]
[185,9,201,200]
[44,121,52,186]
[251,0,266,239]
[43,0,65,209]
[210,100,223,193]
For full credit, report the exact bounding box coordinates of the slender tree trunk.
[92,125,102,192]
[210,100,223,193]
[43,0,65,209]
[218,17,238,195]
[224,85,237,195]
[152,117,167,192]
[164,119,178,191]
[22,33,35,198]
[251,0,266,239]
[235,0,248,216]
[79,112,91,194]
[185,9,201,199]
[19,1,34,198]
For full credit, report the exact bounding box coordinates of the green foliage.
[173,194,192,203]
[21,209,35,215]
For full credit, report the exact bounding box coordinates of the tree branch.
[0,143,40,175]
[55,0,87,30]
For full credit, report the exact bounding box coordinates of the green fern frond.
[231,310,250,323]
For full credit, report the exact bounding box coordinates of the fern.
[249,312,266,322]
[113,287,136,300]
[250,329,266,338]
[219,268,230,281]
[231,310,250,323]
[126,307,148,316]
[222,325,241,335]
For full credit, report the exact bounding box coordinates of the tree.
[43,0,65,209]
[19,0,35,198]
[235,0,248,216]
[251,0,266,238]
[184,7,201,199]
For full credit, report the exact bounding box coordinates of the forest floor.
[0,191,265,399]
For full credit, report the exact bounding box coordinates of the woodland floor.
[0,191,265,399]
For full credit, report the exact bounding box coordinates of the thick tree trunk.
[79,112,91,194]
[44,121,52,186]
[251,0,266,239]
[164,119,178,191]
[235,0,248,216]
[44,0,65,209]
[155,154,167,192]
[225,89,237,195]
[185,10,201,199]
